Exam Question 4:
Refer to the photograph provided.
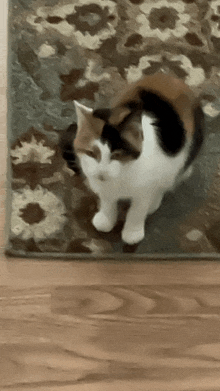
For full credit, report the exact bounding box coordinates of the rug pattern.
[8,0,220,255]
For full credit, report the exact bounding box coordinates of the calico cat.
[61,72,204,245]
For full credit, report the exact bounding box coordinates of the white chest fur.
[80,113,187,197]
[78,113,188,244]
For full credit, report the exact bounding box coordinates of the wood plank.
[1,284,220,389]
[2,380,220,391]
[4,259,220,287]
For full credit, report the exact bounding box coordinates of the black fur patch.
[139,90,186,155]
[100,123,141,159]
[94,109,141,159]
[93,108,111,121]
[59,123,81,174]
[94,91,186,157]
[184,104,204,169]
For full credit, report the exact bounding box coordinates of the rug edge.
[4,246,220,261]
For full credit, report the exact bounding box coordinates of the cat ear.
[73,101,105,153]
[74,101,93,125]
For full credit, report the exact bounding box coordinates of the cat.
[61,72,204,245]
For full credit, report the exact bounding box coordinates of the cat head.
[73,100,143,181]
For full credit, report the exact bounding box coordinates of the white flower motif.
[73,26,116,50]
[27,13,74,36]
[49,21,74,37]
[170,55,205,86]
[37,4,75,19]
[84,60,111,83]
[126,54,162,83]
[11,186,67,241]
[38,43,56,58]
[211,0,220,15]
[27,0,118,49]
[203,102,220,117]
[83,239,103,253]
[83,238,111,253]
[26,14,45,34]
[212,25,220,38]
[11,136,55,165]
[70,0,118,50]
[126,53,205,87]
[137,0,190,41]
[210,0,220,38]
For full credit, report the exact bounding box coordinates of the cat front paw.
[122,226,145,245]
[92,212,115,233]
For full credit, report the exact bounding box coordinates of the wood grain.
[1,285,220,390]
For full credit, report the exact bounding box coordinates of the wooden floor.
[2,3,220,390]
[2,245,220,390]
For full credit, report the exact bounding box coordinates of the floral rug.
[7,0,220,257]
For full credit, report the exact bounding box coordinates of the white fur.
[79,113,190,244]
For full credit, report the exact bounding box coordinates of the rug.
[6,0,220,258]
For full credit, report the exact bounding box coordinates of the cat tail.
[59,123,81,174]
[184,104,205,170]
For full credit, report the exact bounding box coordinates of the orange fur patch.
[111,72,198,138]
[74,101,105,154]
[122,116,143,154]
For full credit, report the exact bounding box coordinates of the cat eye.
[85,147,101,162]
[111,149,136,162]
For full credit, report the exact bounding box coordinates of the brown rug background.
[7,0,220,256]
